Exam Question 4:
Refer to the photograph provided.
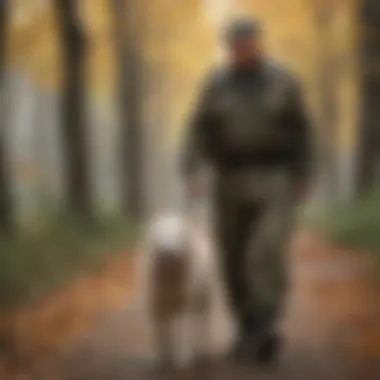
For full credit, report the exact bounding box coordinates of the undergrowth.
[0,213,139,310]
[302,184,380,278]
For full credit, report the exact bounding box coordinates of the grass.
[302,184,380,279]
[0,213,139,310]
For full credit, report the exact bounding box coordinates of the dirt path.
[26,232,380,379]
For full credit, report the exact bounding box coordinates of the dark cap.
[223,17,262,44]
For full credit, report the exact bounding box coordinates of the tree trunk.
[356,0,380,194]
[315,7,339,200]
[0,0,12,233]
[55,0,91,218]
[111,0,144,221]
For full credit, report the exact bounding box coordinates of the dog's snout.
[158,249,176,259]
[154,249,188,283]
[156,250,183,268]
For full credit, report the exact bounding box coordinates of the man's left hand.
[295,182,311,203]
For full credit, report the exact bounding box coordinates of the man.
[181,17,313,363]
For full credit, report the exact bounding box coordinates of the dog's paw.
[155,357,176,375]
[193,352,213,369]
[175,354,194,370]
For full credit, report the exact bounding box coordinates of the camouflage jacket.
[181,60,314,185]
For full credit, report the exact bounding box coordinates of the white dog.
[138,211,217,369]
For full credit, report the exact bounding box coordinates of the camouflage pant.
[213,169,297,336]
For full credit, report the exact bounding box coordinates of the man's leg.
[214,198,261,356]
[245,176,296,363]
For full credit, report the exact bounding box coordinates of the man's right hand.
[185,176,203,199]
[294,181,312,203]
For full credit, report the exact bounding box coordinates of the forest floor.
[3,230,380,380]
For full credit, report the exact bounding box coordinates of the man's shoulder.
[265,59,301,87]
[202,65,230,89]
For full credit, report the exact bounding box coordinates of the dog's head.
[147,212,191,286]
[149,213,187,251]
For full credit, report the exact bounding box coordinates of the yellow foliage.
[7,0,358,150]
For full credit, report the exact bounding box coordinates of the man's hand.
[295,182,311,203]
[185,176,204,199]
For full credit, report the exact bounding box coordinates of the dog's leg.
[193,294,213,365]
[154,315,175,371]
[172,313,193,368]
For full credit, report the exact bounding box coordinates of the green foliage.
[0,214,139,310]
[303,184,380,254]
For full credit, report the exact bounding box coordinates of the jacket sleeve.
[180,72,217,178]
[286,79,314,184]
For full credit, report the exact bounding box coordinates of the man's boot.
[255,330,281,365]
[226,315,253,360]
[240,313,282,365]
